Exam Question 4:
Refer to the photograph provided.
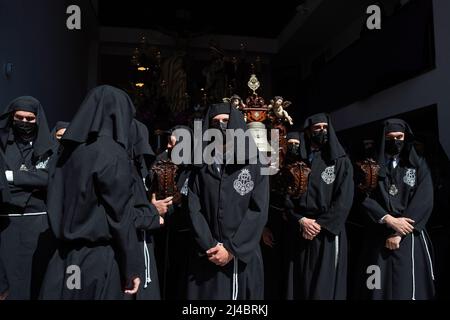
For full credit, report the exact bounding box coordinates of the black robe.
[187,163,269,300]
[186,102,269,300]
[358,119,435,300]
[0,161,8,295]
[285,152,353,300]
[0,96,54,300]
[149,148,192,300]
[40,86,141,300]
[129,119,162,300]
[164,165,191,300]
[285,113,354,300]
[132,163,161,300]
[0,237,8,296]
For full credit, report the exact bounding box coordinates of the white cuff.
[379,214,388,224]
[5,171,13,183]
[299,217,306,229]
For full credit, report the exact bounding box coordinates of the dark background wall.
[0,0,98,127]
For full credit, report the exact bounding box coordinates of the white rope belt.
[421,231,435,281]
[142,230,152,289]
[0,212,47,217]
[232,257,239,301]
[411,234,416,300]
[335,235,339,269]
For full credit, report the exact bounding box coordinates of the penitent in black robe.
[0,96,55,300]
[129,119,162,300]
[358,119,435,300]
[40,86,141,300]
[285,113,354,300]
[186,103,269,300]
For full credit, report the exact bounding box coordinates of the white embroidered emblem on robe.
[321,165,336,185]
[233,169,254,196]
[403,168,416,187]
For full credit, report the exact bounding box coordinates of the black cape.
[40,86,142,300]
[0,96,54,300]
[358,119,435,300]
[187,103,269,300]
[284,113,353,300]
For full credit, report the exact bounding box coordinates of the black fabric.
[187,102,268,300]
[0,237,8,295]
[207,103,231,119]
[187,163,269,300]
[0,153,10,203]
[41,86,141,299]
[54,121,70,133]
[62,85,135,149]
[0,97,53,300]
[285,115,353,299]
[200,102,257,165]
[129,118,161,300]
[130,119,155,178]
[302,113,346,162]
[377,118,421,178]
[358,119,435,300]
[286,131,300,141]
[0,96,53,159]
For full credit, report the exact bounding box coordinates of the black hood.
[197,102,257,166]
[301,113,346,162]
[52,121,70,134]
[129,119,155,178]
[378,118,420,177]
[129,119,155,159]
[62,85,136,149]
[51,121,70,143]
[0,96,53,158]
[286,131,300,141]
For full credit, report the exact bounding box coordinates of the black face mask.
[385,139,404,156]
[311,130,328,146]
[287,143,300,157]
[211,121,228,139]
[13,120,37,142]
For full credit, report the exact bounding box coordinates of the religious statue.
[268,96,294,125]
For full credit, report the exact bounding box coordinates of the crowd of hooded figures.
[0,85,437,300]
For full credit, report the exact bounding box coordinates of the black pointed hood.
[0,96,53,158]
[301,113,346,162]
[198,102,258,166]
[62,85,136,149]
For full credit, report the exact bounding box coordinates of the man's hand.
[0,290,8,301]
[124,277,141,295]
[151,194,173,216]
[385,234,402,250]
[302,231,316,240]
[300,218,321,240]
[207,244,234,267]
[384,215,415,236]
[159,216,165,226]
[262,227,275,248]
